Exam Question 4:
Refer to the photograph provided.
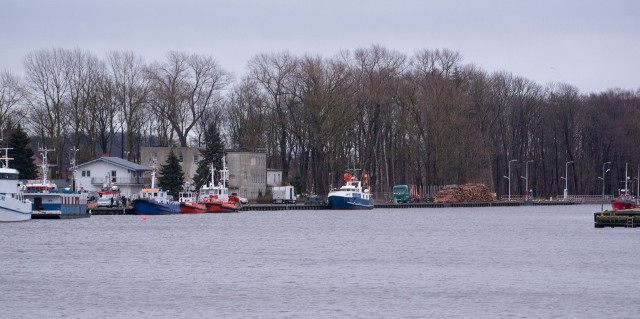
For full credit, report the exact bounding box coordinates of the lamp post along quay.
[503,159,517,201]
[521,160,534,201]
[598,161,611,212]
[561,160,574,200]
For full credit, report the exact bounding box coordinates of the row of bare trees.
[2,45,639,198]
[2,48,230,178]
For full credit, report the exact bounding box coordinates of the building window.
[178,154,184,162]
[193,155,199,163]
[82,170,90,177]
[111,170,117,182]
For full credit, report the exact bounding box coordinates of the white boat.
[327,171,374,210]
[0,146,32,222]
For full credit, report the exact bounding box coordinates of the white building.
[75,157,151,197]
[267,169,282,187]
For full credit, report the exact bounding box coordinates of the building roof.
[77,157,151,171]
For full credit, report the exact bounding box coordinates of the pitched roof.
[77,157,151,171]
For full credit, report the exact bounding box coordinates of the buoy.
[142,215,147,220]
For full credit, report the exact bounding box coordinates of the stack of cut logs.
[433,183,494,203]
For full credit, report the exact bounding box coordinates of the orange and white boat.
[178,192,206,214]
[198,156,241,213]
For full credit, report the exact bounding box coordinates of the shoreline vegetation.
[1,45,639,199]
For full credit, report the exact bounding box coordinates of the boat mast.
[38,146,54,185]
[150,158,157,189]
[209,163,216,188]
[220,155,228,189]
[0,134,13,169]
[625,163,629,194]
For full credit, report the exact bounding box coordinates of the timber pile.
[434,183,493,203]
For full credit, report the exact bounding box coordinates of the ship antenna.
[150,158,157,189]
[209,162,216,188]
[0,130,11,169]
[38,146,55,185]
[220,155,228,189]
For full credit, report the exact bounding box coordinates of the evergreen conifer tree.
[193,122,225,191]
[7,124,38,179]
[158,149,184,199]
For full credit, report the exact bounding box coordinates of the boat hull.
[0,207,32,222]
[179,202,207,214]
[612,198,638,210]
[328,195,374,210]
[132,199,179,215]
[24,193,89,219]
[201,201,240,213]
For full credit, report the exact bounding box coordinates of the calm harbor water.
[2,204,640,318]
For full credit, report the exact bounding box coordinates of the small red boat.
[611,164,638,211]
[611,193,638,211]
[178,192,206,214]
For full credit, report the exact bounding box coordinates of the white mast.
[209,163,216,188]
[625,163,629,194]
[220,155,228,189]
[38,146,54,185]
[0,147,13,169]
[150,158,157,189]
[0,130,6,169]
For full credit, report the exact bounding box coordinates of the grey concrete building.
[226,148,267,200]
[140,147,201,182]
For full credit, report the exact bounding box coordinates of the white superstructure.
[0,147,32,222]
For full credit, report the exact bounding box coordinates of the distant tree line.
[1,45,639,198]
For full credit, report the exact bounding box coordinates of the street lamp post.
[503,159,517,201]
[521,160,534,201]
[561,160,574,200]
[598,161,611,212]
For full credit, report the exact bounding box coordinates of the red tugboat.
[197,156,241,213]
[611,164,638,210]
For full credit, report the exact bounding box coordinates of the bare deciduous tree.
[0,71,25,129]
[23,48,71,178]
[107,50,149,158]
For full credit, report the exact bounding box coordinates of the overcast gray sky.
[1,0,638,93]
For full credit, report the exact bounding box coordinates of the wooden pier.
[594,209,640,228]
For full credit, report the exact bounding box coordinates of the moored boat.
[197,156,241,213]
[23,147,88,219]
[611,164,638,211]
[327,171,374,210]
[131,161,179,215]
[178,192,206,214]
[0,146,32,222]
[611,193,637,210]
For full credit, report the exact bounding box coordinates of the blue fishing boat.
[23,147,88,219]
[131,161,179,215]
[327,171,374,210]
